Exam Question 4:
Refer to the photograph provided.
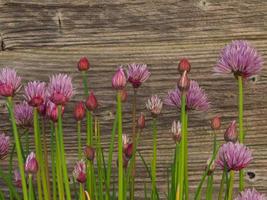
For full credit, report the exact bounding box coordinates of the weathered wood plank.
[0,0,267,199]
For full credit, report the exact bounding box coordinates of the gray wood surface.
[0,0,267,199]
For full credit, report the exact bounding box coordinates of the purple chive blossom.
[216,142,252,171]
[14,101,33,127]
[24,81,46,107]
[46,101,64,122]
[14,169,22,188]
[235,188,266,200]
[126,63,151,88]
[25,152,38,174]
[164,80,209,112]
[112,67,127,90]
[146,95,163,117]
[47,74,73,105]
[73,160,87,183]
[0,68,21,97]
[171,120,181,143]
[214,40,263,79]
[0,133,10,160]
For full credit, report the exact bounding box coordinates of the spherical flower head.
[0,133,10,160]
[46,101,64,122]
[0,68,21,97]
[73,160,87,183]
[171,120,181,144]
[112,67,127,90]
[211,115,221,130]
[235,188,266,200]
[25,152,38,174]
[24,81,46,107]
[77,57,90,71]
[48,74,73,105]
[146,95,163,117]
[74,101,85,121]
[137,112,145,129]
[178,58,191,74]
[216,142,252,171]
[14,101,33,127]
[84,145,95,162]
[14,169,22,188]
[214,40,263,79]
[224,120,238,143]
[127,63,151,88]
[165,80,209,112]
[85,90,98,111]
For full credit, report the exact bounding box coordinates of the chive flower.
[235,188,266,200]
[74,101,86,121]
[25,152,38,174]
[146,95,163,117]
[0,68,21,97]
[0,133,10,160]
[14,101,33,127]
[24,81,46,107]
[112,67,127,90]
[126,63,151,88]
[73,160,87,183]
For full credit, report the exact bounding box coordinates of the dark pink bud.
[74,101,86,121]
[211,116,221,130]
[178,58,191,74]
[112,67,127,90]
[14,170,22,188]
[224,120,238,143]
[84,146,95,162]
[178,71,190,92]
[85,91,98,111]
[119,89,128,102]
[77,57,90,71]
[25,152,38,174]
[73,160,87,183]
[124,143,133,159]
[137,112,145,129]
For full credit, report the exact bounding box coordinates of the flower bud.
[74,101,86,121]
[84,145,95,162]
[178,58,191,74]
[122,134,130,152]
[73,160,87,183]
[171,120,181,144]
[25,152,38,174]
[124,143,133,159]
[137,112,145,129]
[178,71,190,92]
[77,57,90,71]
[112,67,127,90]
[211,116,221,130]
[224,120,238,143]
[119,89,128,102]
[206,158,216,175]
[14,169,22,188]
[85,91,98,112]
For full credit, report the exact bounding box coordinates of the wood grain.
[0,0,267,199]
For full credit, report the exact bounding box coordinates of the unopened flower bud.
[85,91,98,112]
[73,160,87,183]
[25,152,38,174]
[112,67,127,90]
[124,143,133,159]
[77,57,90,71]
[74,101,86,121]
[14,169,22,188]
[224,120,238,143]
[178,58,191,74]
[119,89,128,102]
[206,158,216,175]
[138,112,145,129]
[171,120,181,143]
[178,71,190,92]
[211,116,221,130]
[84,146,95,162]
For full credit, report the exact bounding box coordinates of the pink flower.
[235,188,266,200]
[224,120,238,143]
[74,101,86,121]
[214,40,263,79]
[216,142,252,171]
[14,169,22,188]
[165,80,209,112]
[47,74,73,105]
[85,91,98,111]
[171,120,181,143]
[84,146,95,162]
[14,101,33,127]
[127,64,151,88]
[146,95,163,117]
[0,68,21,97]
[25,152,38,174]
[73,160,87,183]
[0,133,9,160]
[46,101,64,122]
[112,67,127,90]
[77,57,90,71]
[24,81,46,107]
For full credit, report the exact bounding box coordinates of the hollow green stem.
[50,122,57,200]
[228,171,235,200]
[86,110,93,196]
[117,92,123,200]
[80,184,85,200]
[82,71,89,97]
[28,174,34,200]
[57,105,71,200]
[6,97,28,200]
[151,117,158,199]
[184,113,188,200]
[218,171,225,200]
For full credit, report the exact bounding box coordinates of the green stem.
[218,171,225,200]
[117,92,123,200]
[77,121,82,158]
[176,93,186,200]
[151,117,158,199]
[184,113,188,200]
[82,71,89,97]
[28,174,34,200]
[238,76,244,191]
[57,105,71,200]
[50,122,58,200]
[206,175,213,200]
[86,111,93,196]
[25,129,29,155]
[80,184,85,200]
[228,171,234,200]
[6,97,28,200]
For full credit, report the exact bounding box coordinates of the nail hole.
[247,171,256,179]
[248,75,259,83]
[1,37,5,51]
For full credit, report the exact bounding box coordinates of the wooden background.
[0,0,267,199]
